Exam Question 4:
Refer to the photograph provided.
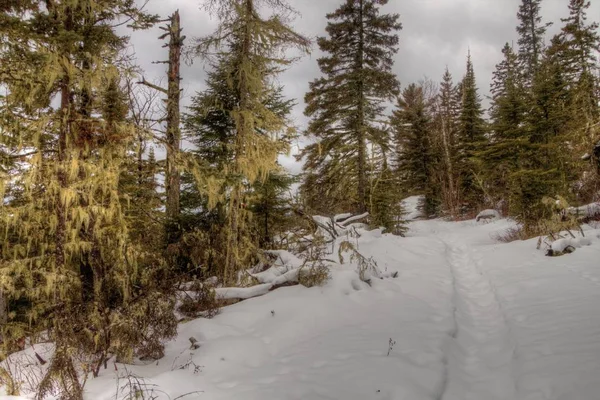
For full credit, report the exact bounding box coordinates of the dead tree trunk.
[165,11,183,225]
[140,10,185,246]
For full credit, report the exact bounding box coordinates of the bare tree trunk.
[165,11,183,225]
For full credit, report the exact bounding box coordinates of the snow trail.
[440,239,516,400]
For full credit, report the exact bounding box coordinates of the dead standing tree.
[139,10,185,246]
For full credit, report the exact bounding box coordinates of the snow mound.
[476,209,501,222]
[402,196,423,220]
[551,237,593,254]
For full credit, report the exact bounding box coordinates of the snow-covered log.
[338,212,369,227]
[568,202,600,218]
[215,284,273,300]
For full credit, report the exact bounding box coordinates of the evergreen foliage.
[478,43,527,212]
[299,0,402,214]
[0,1,175,396]
[431,68,462,217]
[457,53,488,212]
[195,0,309,284]
[391,83,440,218]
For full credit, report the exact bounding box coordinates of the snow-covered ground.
[3,205,600,400]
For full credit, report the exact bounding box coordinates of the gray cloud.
[127,0,600,175]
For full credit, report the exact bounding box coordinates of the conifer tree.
[0,1,176,395]
[434,68,462,216]
[479,43,527,211]
[369,150,406,234]
[196,0,309,284]
[516,0,552,87]
[183,46,297,276]
[457,53,487,211]
[510,36,571,231]
[557,0,600,198]
[300,0,401,214]
[391,83,440,217]
[251,169,296,248]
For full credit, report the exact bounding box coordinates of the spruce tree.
[558,0,600,199]
[479,43,527,211]
[516,0,552,87]
[391,83,440,218]
[511,36,571,231]
[434,68,462,216]
[457,53,487,212]
[300,0,401,214]
[196,0,309,284]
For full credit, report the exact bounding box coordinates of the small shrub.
[338,241,381,285]
[494,227,526,243]
[298,262,330,288]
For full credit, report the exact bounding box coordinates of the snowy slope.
[3,209,600,400]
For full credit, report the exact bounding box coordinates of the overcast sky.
[126,0,600,174]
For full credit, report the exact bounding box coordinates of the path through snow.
[439,239,516,400]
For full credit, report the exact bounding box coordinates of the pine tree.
[369,151,406,234]
[510,36,571,231]
[457,53,487,212]
[300,0,401,214]
[195,0,309,284]
[516,0,552,87]
[433,68,462,216]
[251,169,296,248]
[558,0,600,199]
[391,83,440,218]
[0,1,176,395]
[478,43,527,211]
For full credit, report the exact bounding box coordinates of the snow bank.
[475,209,501,222]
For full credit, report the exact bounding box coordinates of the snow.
[402,195,423,220]
[551,237,593,253]
[4,212,600,400]
[475,209,501,221]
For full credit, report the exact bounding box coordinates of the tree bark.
[225,0,254,283]
[165,10,183,238]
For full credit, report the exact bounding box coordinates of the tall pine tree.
[300,0,401,214]
[479,43,527,212]
[457,52,487,212]
[391,83,440,218]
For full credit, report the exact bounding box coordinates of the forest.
[0,0,599,398]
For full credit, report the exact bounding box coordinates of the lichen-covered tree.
[299,0,401,214]
[183,44,297,277]
[0,1,176,397]
[195,0,309,284]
